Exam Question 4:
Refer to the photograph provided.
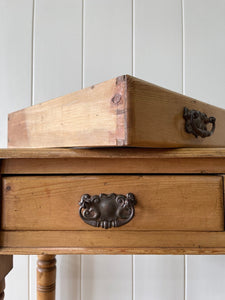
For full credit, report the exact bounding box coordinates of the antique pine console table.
[0,147,225,299]
[3,74,225,299]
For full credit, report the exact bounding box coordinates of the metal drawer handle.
[79,193,136,229]
[183,107,216,138]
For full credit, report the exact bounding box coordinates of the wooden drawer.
[1,175,224,231]
[8,75,225,148]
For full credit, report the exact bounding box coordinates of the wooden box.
[8,75,225,148]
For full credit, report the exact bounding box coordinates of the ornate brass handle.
[79,193,136,229]
[183,107,216,138]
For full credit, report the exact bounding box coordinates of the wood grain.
[8,76,128,148]
[0,279,5,300]
[37,255,56,300]
[2,148,225,175]
[0,255,13,300]
[8,75,225,148]
[3,231,225,254]
[0,256,13,280]
[2,175,223,231]
[3,157,225,175]
[2,147,225,159]
[127,76,225,147]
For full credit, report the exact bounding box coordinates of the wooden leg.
[0,255,13,300]
[37,255,56,300]
[0,279,5,300]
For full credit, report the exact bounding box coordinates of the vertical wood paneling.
[187,256,225,300]
[29,256,37,299]
[82,1,133,299]
[134,256,185,300]
[83,0,132,87]
[134,1,184,299]
[2,0,225,299]
[135,0,183,93]
[184,0,225,107]
[0,1,33,299]
[33,0,82,103]
[82,256,132,300]
[56,255,81,299]
[30,0,83,299]
[6,256,29,299]
[0,0,33,147]
[185,1,225,299]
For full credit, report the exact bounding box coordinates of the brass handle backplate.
[183,107,216,138]
[79,193,136,229]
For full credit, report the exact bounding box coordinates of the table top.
[1,147,225,158]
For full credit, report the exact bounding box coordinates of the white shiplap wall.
[1,0,225,299]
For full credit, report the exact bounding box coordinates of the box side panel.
[8,77,128,148]
[127,76,225,147]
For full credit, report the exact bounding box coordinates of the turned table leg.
[37,255,56,300]
[0,255,13,300]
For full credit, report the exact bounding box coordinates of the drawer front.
[2,175,224,231]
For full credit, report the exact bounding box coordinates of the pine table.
[1,147,225,299]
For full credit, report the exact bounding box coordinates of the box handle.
[79,193,136,229]
[183,107,216,138]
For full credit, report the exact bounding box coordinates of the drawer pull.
[79,193,136,229]
[183,107,216,138]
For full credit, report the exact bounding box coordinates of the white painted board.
[33,0,83,103]
[0,1,33,299]
[185,1,225,299]
[83,0,132,87]
[184,0,225,107]
[135,0,182,93]
[134,255,185,300]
